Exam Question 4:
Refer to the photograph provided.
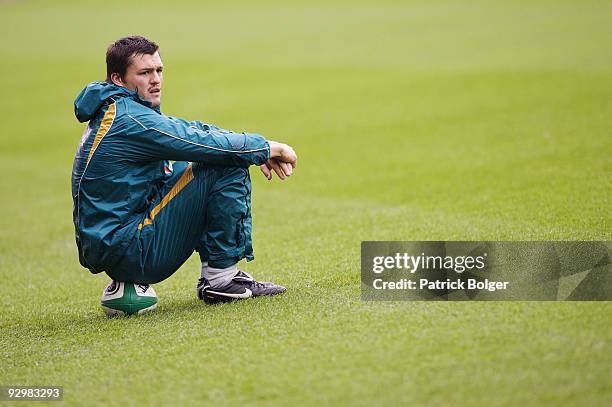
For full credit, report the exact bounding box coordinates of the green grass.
[1,0,611,405]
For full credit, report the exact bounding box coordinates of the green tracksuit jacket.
[71,82,269,279]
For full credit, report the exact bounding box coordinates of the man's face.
[112,51,163,107]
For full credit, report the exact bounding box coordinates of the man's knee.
[197,165,251,196]
[193,163,249,183]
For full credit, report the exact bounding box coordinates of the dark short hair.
[106,36,159,82]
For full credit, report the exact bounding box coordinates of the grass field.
[1,0,611,405]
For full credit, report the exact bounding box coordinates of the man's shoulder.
[113,98,165,130]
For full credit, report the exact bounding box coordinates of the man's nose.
[151,71,161,84]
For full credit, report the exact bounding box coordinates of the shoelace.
[249,280,268,289]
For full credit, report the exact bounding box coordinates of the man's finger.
[260,163,272,180]
[265,162,274,180]
[282,147,297,167]
[280,161,292,176]
[269,159,286,180]
[274,159,292,177]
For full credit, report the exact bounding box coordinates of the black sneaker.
[197,271,286,304]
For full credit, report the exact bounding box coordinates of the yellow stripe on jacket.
[86,102,116,165]
[138,163,194,230]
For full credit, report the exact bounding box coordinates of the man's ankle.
[201,263,238,287]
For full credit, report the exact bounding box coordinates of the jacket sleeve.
[166,116,227,133]
[118,103,270,167]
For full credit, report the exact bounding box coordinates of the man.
[71,36,297,304]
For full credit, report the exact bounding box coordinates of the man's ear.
[110,73,124,87]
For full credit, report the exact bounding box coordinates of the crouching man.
[71,36,297,304]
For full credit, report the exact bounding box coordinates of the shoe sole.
[200,287,285,304]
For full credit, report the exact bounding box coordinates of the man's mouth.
[149,88,161,95]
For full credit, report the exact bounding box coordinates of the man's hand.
[260,141,297,180]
